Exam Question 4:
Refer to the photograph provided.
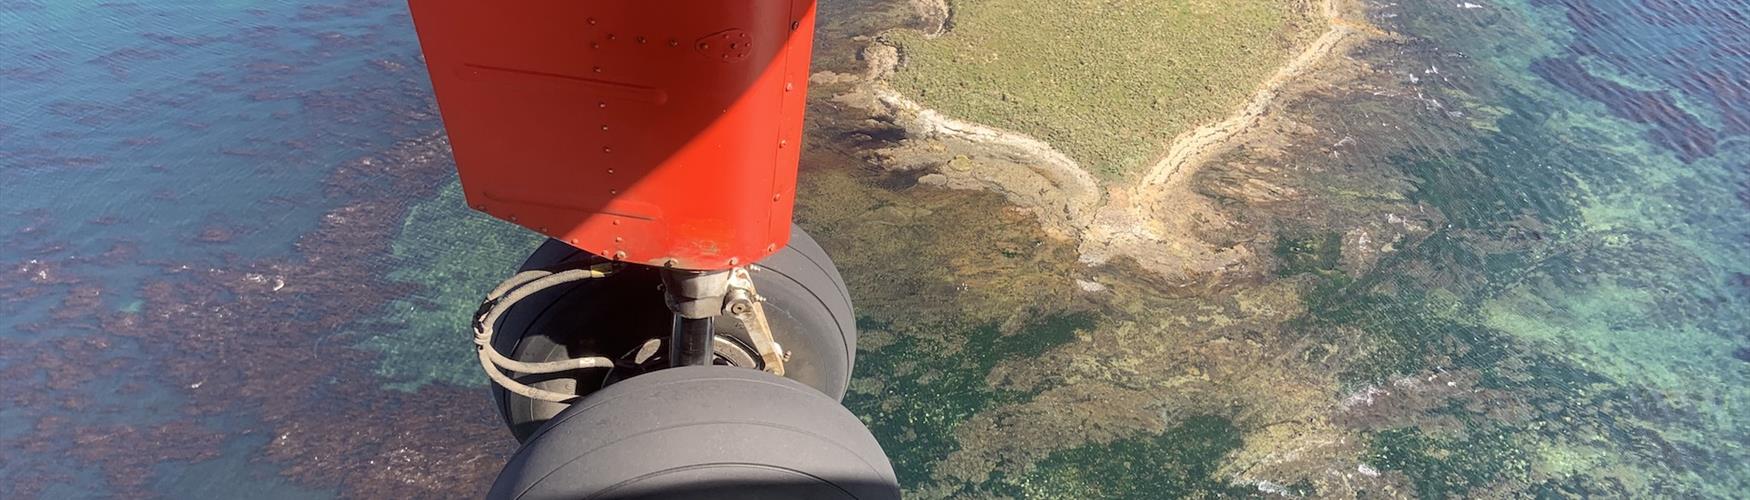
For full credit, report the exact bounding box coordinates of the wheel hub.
[603,334,763,386]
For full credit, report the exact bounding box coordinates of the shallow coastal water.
[3,0,1746,498]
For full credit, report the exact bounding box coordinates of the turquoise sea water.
[2,0,1746,498]
[1,0,474,497]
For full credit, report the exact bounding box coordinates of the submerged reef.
[800,0,1750,498]
[1,0,521,492]
[355,181,540,392]
[1016,415,1256,498]
[3,135,516,499]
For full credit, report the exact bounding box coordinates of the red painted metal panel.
[408,0,817,270]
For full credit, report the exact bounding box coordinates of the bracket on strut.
[724,267,787,376]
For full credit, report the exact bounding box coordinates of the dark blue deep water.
[2,0,1746,498]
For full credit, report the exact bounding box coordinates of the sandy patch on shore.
[1080,0,1390,285]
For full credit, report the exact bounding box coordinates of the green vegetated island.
[883,0,1322,180]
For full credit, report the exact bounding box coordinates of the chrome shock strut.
[658,267,789,373]
[659,269,731,367]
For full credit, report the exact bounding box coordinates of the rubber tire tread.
[489,366,898,500]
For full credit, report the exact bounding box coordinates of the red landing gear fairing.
[407,2,898,498]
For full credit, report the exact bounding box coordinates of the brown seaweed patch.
[98,133,511,497]
[90,47,171,79]
[98,240,139,262]
[69,422,228,500]
[194,225,235,244]
[3,131,510,498]
[140,32,226,48]
[1529,57,1717,162]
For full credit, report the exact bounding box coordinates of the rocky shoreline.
[800,1,1463,496]
[816,0,1386,288]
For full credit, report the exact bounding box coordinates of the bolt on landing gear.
[470,227,894,499]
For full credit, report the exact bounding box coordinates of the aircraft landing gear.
[469,226,894,499]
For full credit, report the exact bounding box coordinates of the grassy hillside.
[886,0,1319,180]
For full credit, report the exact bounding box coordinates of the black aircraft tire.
[488,366,898,500]
[490,226,857,443]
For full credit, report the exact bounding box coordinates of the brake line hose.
[472,262,621,403]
